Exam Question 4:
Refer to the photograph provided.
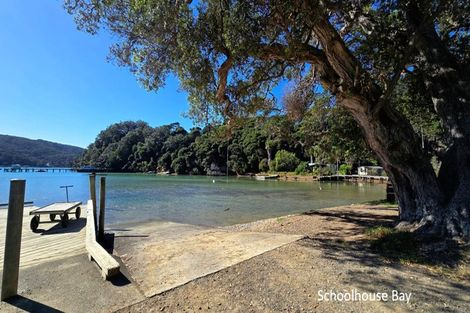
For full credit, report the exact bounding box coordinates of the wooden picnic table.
[29,201,82,231]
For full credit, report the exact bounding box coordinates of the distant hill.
[0,135,84,167]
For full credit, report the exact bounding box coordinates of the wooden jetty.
[275,174,389,183]
[0,205,86,269]
[1,167,74,173]
[317,174,389,183]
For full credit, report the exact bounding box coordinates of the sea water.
[0,171,385,226]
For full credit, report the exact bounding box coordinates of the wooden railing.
[86,200,120,279]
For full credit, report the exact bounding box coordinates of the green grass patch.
[366,226,421,263]
[365,226,395,239]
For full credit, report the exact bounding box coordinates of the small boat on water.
[10,164,22,170]
[157,171,171,175]
[255,174,280,181]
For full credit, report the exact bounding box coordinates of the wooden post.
[89,174,97,230]
[386,181,395,203]
[98,177,106,242]
[1,179,26,300]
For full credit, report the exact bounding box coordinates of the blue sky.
[0,1,194,148]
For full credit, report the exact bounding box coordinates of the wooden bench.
[85,200,120,280]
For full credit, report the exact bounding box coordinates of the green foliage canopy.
[78,115,374,174]
[272,150,300,172]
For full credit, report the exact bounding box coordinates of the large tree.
[65,0,469,239]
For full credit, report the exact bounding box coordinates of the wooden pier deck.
[0,205,86,269]
[317,174,389,182]
[278,174,389,183]
[1,168,74,173]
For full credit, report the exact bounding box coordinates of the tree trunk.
[266,146,272,169]
[339,92,470,239]
[405,4,470,238]
[310,6,469,239]
[340,96,446,236]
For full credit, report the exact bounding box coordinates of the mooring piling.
[98,176,106,242]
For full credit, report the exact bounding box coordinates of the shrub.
[273,150,300,172]
[312,166,335,176]
[295,161,309,175]
[259,158,269,172]
[339,164,352,175]
[171,156,186,174]
[189,167,201,175]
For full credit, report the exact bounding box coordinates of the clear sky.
[0,1,194,148]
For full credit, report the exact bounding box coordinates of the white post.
[89,174,97,230]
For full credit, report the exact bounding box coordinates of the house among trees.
[358,166,385,177]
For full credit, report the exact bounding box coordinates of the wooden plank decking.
[0,205,86,270]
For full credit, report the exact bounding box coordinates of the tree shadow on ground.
[3,295,63,313]
[303,208,468,268]
[297,236,469,313]
[288,206,469,311]
[364,199,398,206]
[303,209,396,229]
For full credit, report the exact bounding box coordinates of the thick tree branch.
[306,7,382,105]
[405,2,470,139]
[215,52,233,103]
[255,42,339,90]
[312,16,359,88]
[374,39,417,115]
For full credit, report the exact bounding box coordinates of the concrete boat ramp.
[112,220,302,298]
[0,207,301,312]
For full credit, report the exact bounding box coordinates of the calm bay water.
[0,171,385,226]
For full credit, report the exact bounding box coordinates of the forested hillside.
[79,86,443,176]
[0,135,84,167]
[77,101,377,175]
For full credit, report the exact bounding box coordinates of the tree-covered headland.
[76,99,376,175]
[66,1,469,239]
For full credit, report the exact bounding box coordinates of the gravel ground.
[1,204,467,313]
[117,205,470,313]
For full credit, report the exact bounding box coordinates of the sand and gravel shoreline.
[1,204,468,313]
[118,204,469,313]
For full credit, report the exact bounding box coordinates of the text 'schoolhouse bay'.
[318,289,412,303]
